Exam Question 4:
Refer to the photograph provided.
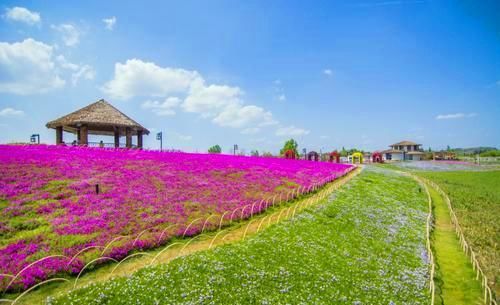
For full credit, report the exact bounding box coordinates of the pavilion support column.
[77,128,81,144]
[125,127,132,148]
[137,130,143,149]
[80,125,88,146]
[56,126,63,144]
[114,130,120,148]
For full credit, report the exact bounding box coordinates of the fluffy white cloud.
[183,82,241,117]
[102,58,306,133]
[323,69,333,76]
[103,16,116,30]
[435,113,477,120]
[0,107,24,117]
[102,59,200,100]
[51,24,80,47]
[276,125,310,137]
[142,97,181,116]
[278,94,286,101]
[4,7,40,25]
[213,104,276,128]
[0,38,65,94]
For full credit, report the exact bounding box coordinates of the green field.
[419,170,500,300]
[51,168,430,305]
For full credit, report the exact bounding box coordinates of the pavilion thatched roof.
[46,99,150,136]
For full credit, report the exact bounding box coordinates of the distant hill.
[451,147,497,155]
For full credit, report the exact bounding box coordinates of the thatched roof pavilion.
[46,99,149,148]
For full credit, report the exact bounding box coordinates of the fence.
[422,178,497,305]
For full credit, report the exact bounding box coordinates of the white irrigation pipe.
[149,242,183,265]
[74,257,118,289]
[108,252,153,278]
[209,230,227,249]
[12,278,70,305]
[182,218,203,238]
[5,255,70,292]
[101,236,128,256]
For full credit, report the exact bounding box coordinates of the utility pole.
[233,144,238,155]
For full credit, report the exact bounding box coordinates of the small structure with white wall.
[381,141,424,161]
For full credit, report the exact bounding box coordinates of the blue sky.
[0,0,499,153]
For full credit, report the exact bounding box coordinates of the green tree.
[447,145,451,151]
[250,150,259,157]
[280,139,299,157]
[340,147,348,157]
[208,144,222,153]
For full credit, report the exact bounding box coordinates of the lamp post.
[30,134,40,144]
[303,148,307,160]
[156,132,163,151]
[233,144,238,155]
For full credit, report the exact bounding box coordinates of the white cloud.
[102,59,200,100]
[102,16,116,30]
[51,24,80,47]
[71,65,95,86]
[183,81,241,117]
[56,55,79,71]
[276,125,310,137]
[213,104,276,128]
[241,127,260,135]
[0,38,65,94]
[4,7,40,25]
[142,97,181,116]
[102,59,305,133]
[435,113,477,120]
[320,135,330,139]
[278,94,286,101]
[323,69,333,76]
[0,107,24,117]
[56,55,95,86]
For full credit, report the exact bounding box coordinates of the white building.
[382,141,425,161]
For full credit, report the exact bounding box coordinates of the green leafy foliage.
[208,144,222,153]
[279,139,298,156]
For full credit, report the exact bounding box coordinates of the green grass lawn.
[428,185,482,305]
[419,171,499,300]
[51,167,430,305]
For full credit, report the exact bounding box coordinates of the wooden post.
[80,125,88,145]
[137,130,143,149]
[56,126,63,144]
[77,128,81,144]
[114,130,120,148]
[126,127,132,148]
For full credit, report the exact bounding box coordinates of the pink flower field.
[0,144,353,291]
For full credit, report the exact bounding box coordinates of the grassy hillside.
[52,168,430,305]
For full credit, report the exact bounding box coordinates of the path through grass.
[428,184,483,305]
